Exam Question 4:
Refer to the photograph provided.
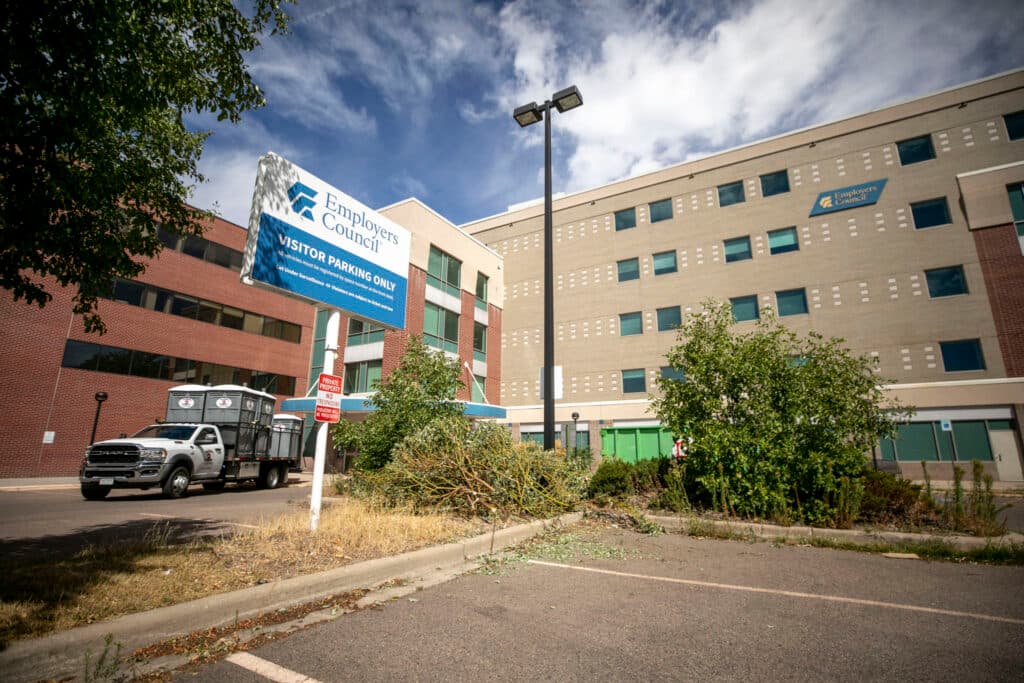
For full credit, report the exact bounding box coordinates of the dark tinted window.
[615,207,636,231]
[649,199,673,223]
[925,266,968,297]
[940,339,985,372]
[718,181,745,207]
[897,135,935,165]
[911,197,951,229]
[760,170,790,197]
[1004,110,1024,141]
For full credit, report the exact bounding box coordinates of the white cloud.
[491,0,1024,194]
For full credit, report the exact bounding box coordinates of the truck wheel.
[259,463,281,490]
[202,481,226,491]
[81,485,111,500]
[162,466,191,498]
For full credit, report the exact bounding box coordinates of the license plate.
[99,478,114,486]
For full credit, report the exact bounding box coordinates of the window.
[60,340,294,393]
[656,306,681,331]
[925,265,968,298]
[107,278,300,343]
[881,420,995,462]
[622,368,646,393]
[615,207,636,231]
[652,250,677,275]
[660,366,685,383]
[718,181,745,207]
[619,311,642,336]
[768,227,799,255]
[617,257,640,282]
[111,280,145,306]
[427,246,461,297]
[897,135,935,165]
[724,236,752,263]
[343,360,382,394]
[911,197,951,229]
[776,288,808,316]
[760,170,790,197]
[471,375,486,403]
[1005,110,1024,141]
[423,302,459,353]
[649,199,673,223]
[348,318,385,346]
[475,273,489,311]
[940,339,985,372]
[730,295,759,322]
[473,322,487,362]
[155,227,243,271]
[1009,183,1024,254]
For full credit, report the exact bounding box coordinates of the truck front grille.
[88,445,141,465]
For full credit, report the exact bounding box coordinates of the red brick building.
[0,197,503,477]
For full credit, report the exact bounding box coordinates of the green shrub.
[653,463,691,512]
[587,457,633,499]
[630,458,667,494]
[349,416,585,518]
[857,469,924,524]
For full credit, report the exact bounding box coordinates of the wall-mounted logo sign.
[215,397,233,409]
[242,153,411,330]
[809,179,888,217]
[177,397,195,409]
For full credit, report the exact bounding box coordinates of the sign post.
[309,314,341,532]
[241,153,411,533]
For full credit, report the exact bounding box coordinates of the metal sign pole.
[310,309,340,531]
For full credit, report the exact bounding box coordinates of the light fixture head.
[552,85,583,113]
[513,102,543,127]
[571,411,580,421]
[95,391,108,402]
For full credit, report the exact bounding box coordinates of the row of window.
[157,226,244,272]
[615,196,953,284]
[615,338,986,397]
[878,419,1013,463]
[427,245,490,311]
[61,340,297,394]
[1009,182,1024,255]
[106,278,302,344]
[342,358,487,402]
[606,110,1023,238]
[422,301,488,359]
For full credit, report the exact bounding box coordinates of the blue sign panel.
[252,214,408,328]
[242,154,411,329]
[809,179,888,217]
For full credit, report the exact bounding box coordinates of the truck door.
[194,427,225,477]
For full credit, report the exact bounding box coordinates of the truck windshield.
[132,425,199,440]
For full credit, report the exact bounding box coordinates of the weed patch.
[0,499,478,644]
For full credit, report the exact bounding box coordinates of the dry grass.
[0,498,481,644]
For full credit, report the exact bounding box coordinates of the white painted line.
[527,560,1024,626]
[222,521,260,529]
[141,512,260,530]
[138,513,175,519]
[226,651,323,683]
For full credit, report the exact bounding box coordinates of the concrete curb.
[648,515,1024,550]
[0,512,581,683]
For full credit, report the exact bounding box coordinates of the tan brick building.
[462,70,1024,481]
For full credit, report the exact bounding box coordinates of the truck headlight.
[139,448,167,462]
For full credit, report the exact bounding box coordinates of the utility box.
[165,385,208,422]
[203,385,273,425]
[270,414,303,463]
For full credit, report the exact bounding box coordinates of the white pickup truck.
[79,385,303,500]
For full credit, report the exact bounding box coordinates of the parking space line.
[527,560,1024,625]
[138,513,175,519]
[226,652,323,682]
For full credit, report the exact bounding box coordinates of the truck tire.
[162,465,191,498]
[81,484,111,500]
[202,481,226,491]
[259,463,281,490]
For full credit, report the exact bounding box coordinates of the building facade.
[0,199,503,478]
[462,70,1024,481]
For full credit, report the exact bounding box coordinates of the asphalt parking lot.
[173,525,1024,682]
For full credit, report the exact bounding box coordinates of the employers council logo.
[287,181,318,220]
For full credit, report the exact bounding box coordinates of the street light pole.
[513,86,583,451]
[91,391,108,444]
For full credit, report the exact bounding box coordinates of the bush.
[587,457,633,499]
[349,416,585,518]
[857,469,925,525]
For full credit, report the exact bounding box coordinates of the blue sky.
[188,0,1024,229]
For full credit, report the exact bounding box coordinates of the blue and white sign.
[809,179,888,217]
[242,153,410,329]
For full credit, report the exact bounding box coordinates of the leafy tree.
[333,336,466,470]
[0,0,289,333]
[652,300,910,525]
